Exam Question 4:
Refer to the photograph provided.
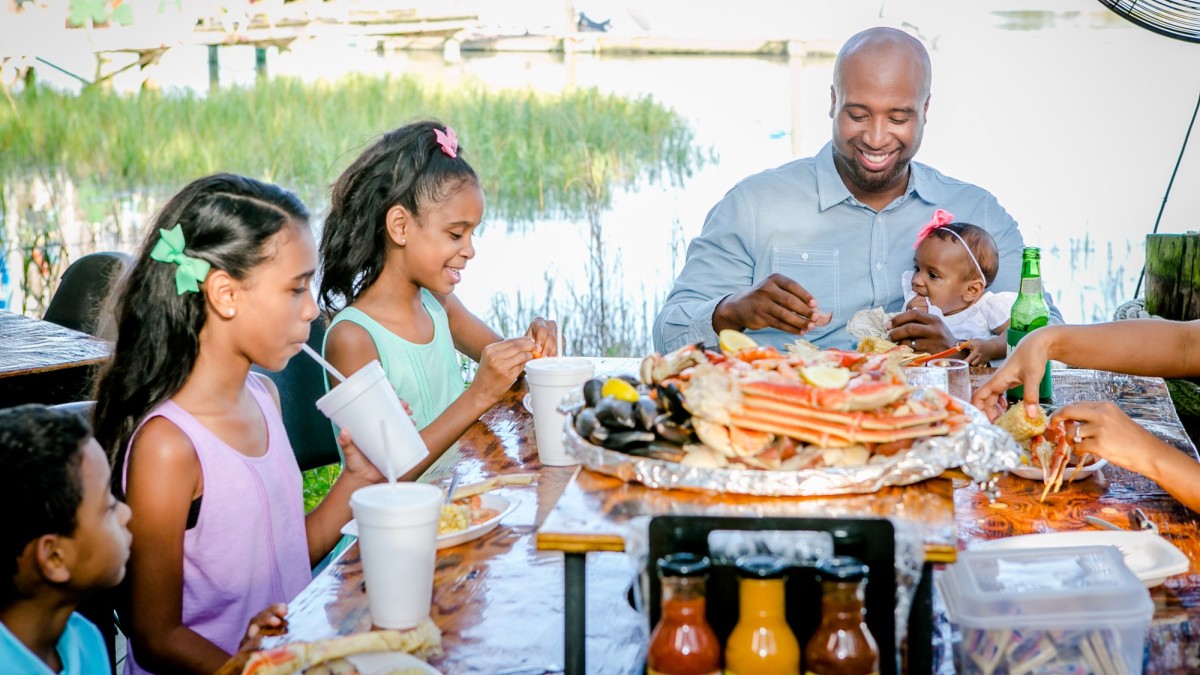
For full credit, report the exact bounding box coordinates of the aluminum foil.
[560,389,1021,497]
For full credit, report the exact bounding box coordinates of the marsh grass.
[1,73,706,227]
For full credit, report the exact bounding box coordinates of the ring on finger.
[1073,428,1084,444]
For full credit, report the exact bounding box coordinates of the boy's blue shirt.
[0,612,109,675]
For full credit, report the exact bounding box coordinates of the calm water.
[16,3,1200,354]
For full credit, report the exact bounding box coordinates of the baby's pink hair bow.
[434,126,458,158]
[913,208,955,249]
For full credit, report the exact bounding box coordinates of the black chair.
[253,316,341,471]
[43,251,131,337]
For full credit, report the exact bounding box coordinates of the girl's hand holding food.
[238,603,288,653]
[471,337,536,403]
[526,317,558,358]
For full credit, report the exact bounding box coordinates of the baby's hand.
[526,317,558,358]
[472,337,536,403]
[965,345,991,367]
[907,295,929,311]
[238,603,288,653]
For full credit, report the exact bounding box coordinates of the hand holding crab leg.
[1050,402,1171,481]
[712,273,831,336]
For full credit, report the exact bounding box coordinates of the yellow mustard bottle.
[723,554,800,675]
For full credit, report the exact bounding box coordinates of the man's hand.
[887,309,957,355]
[712,273,827,335]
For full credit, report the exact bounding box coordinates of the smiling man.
[654,26,1060,353]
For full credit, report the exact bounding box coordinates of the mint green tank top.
[324,290,463,429]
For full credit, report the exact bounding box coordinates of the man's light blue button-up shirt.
[654,142,1061,352]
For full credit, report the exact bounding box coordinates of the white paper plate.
[522,392,533,414]
[1009,458,1107,482]
[340,651,442,674]
[341,494,516,551]
[970,530,1190,587]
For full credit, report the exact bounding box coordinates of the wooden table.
[942,367,1200,674]
[250,363,1200,675]
[0,310,111,407]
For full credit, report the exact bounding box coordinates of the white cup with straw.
[304,346,427,482]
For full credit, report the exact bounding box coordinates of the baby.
[903,209,1016,365]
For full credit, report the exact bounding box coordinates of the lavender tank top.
[122,375,310,673]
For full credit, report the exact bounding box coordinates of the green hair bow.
[150,224,212,295]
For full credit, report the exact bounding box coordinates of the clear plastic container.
[937,545,1152,675]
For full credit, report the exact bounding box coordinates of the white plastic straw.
[300,343,346,383]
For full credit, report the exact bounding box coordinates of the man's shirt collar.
[815,142,937,211]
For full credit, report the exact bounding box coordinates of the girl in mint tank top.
[91,175,385,673]
[318,121,559,481]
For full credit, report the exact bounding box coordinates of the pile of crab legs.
[638,340,970,468]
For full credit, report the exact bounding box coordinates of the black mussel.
[619,441,687,463]
[582,378,605,408]
[602,430,656,450]
[633,396,658,430]
[654,414,695,445]
[588,424,611,446]
[575,407,600,438]
[657,382,690,423]
[594,396,636,429]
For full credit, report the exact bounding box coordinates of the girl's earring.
[227,309,235,318]
[399,239,406,246]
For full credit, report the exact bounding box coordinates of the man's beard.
[836,149,909,194]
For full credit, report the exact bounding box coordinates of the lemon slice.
[601,377,640,403]
[800,365,851,389]
[718,329,758,354]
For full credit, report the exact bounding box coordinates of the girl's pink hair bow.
[434,126,458,158]
[913,208,955,249]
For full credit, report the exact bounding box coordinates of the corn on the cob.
[994,404,1048,443]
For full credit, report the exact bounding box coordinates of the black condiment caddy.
[647,515,909,675]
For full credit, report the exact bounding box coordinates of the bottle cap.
[734,554,789,579]
[816,556,869,582]
[658,552,711,577]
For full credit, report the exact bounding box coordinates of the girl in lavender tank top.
[91,175,385,673]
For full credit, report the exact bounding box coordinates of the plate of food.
[970,530,1190,588]
[341,493,516,550]
[231,621,443,675]
[1009,456,1107,482]
[308,651,442,674]
[992,404,1098,499]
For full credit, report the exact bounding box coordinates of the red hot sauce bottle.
[647,553,722,675]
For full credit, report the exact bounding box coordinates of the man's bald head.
[833,27,932,104]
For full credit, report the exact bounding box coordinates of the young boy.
[0,404,132,674]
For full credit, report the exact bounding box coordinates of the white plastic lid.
[939,545,1153,629]
[524,357,594,385]
[349,483,442,523]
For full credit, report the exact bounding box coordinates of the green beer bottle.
[1006,247,1053,403]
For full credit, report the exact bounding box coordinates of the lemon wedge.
[718,329,758,354]
[600,377,640,403]
[799,365,851,389]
